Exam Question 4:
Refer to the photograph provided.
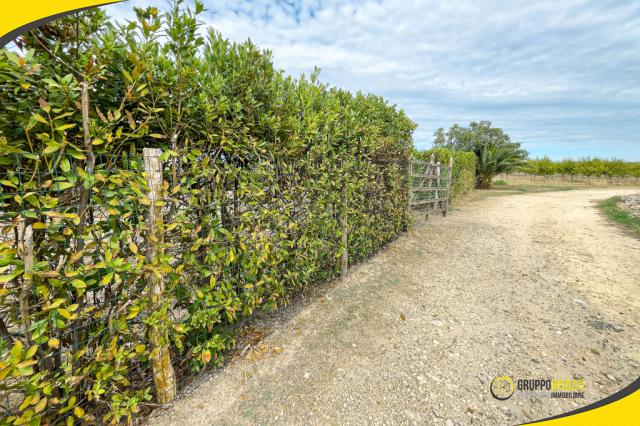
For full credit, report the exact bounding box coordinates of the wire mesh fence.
[0,150,409,425]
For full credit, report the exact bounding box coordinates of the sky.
[103,0,640,160]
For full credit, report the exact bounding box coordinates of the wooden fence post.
[425,155,434,221]
[443,157,453,217]
[436,161,441,211]
[17,220,33,334]
[143,148,177,404]
[340,183,348,278]
[407,158,412,215]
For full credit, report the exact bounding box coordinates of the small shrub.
[494,180,507,185]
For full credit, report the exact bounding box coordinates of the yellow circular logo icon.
[491,376,514,400]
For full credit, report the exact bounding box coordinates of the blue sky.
[104,0,640,160]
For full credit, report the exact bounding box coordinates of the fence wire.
[0,151,409,425]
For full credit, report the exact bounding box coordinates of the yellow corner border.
[521,376,640,426]
[0,2,639,426]
[0,0,126,49]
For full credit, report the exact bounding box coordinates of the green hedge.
[0,4,415,426]
[414,148,476,203]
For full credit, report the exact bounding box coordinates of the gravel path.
[150,187,640,426]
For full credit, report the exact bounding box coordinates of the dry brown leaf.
[400,314,405,321]
[376,401,380,404]
[241,395,245,399]
[273,347,282,354]
[198,404,203,409]
[296,329,301,335]
[467,407,474,414]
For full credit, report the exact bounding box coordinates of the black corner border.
[0,1,125,49]
[519,376,640,425]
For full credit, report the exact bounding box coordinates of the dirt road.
[151,187,640,426]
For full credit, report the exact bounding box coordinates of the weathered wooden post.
[17,220,33,334]
[443,157,453,217]
[340,182,348,278]
[407,157,413,216]
[436,161,441,213]
[425,155,434,221]
[143,148,177,404]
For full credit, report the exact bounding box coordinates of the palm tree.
[475,143,533,189]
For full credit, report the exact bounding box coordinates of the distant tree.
[630,164,640,184]
[603,159,626,183]
[576,157,604,185]
[558,158,577,182]
[475,143,533,189]
[529,157,556,182]
[433,121,527,156]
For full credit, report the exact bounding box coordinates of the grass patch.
[471,184,580,202]
[598,196,640,234]
[493,180,507,185]
[471,191,523,201]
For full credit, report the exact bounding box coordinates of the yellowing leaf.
[24,345,38,359]
[16,360,37,369]
[74,406,85,417]
[48,338,60,348]
[71,279,86,289]
[54,124,76,131]
[127,305,140,319]
[35,396,47,413]
[19,394,33,410]
[0,367,11,381]
[0,274,17,284]
[33,114,48,124]
[202,349,212,365]
[69,251,83,263]
[129,242,137,253]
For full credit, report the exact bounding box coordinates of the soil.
[149,187,640,426]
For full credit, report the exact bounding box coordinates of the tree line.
[526,157,640,184]
[432,122,638,189]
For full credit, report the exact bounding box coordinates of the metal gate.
[408,154,453,220]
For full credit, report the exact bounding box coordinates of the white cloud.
[105,0,640,159]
